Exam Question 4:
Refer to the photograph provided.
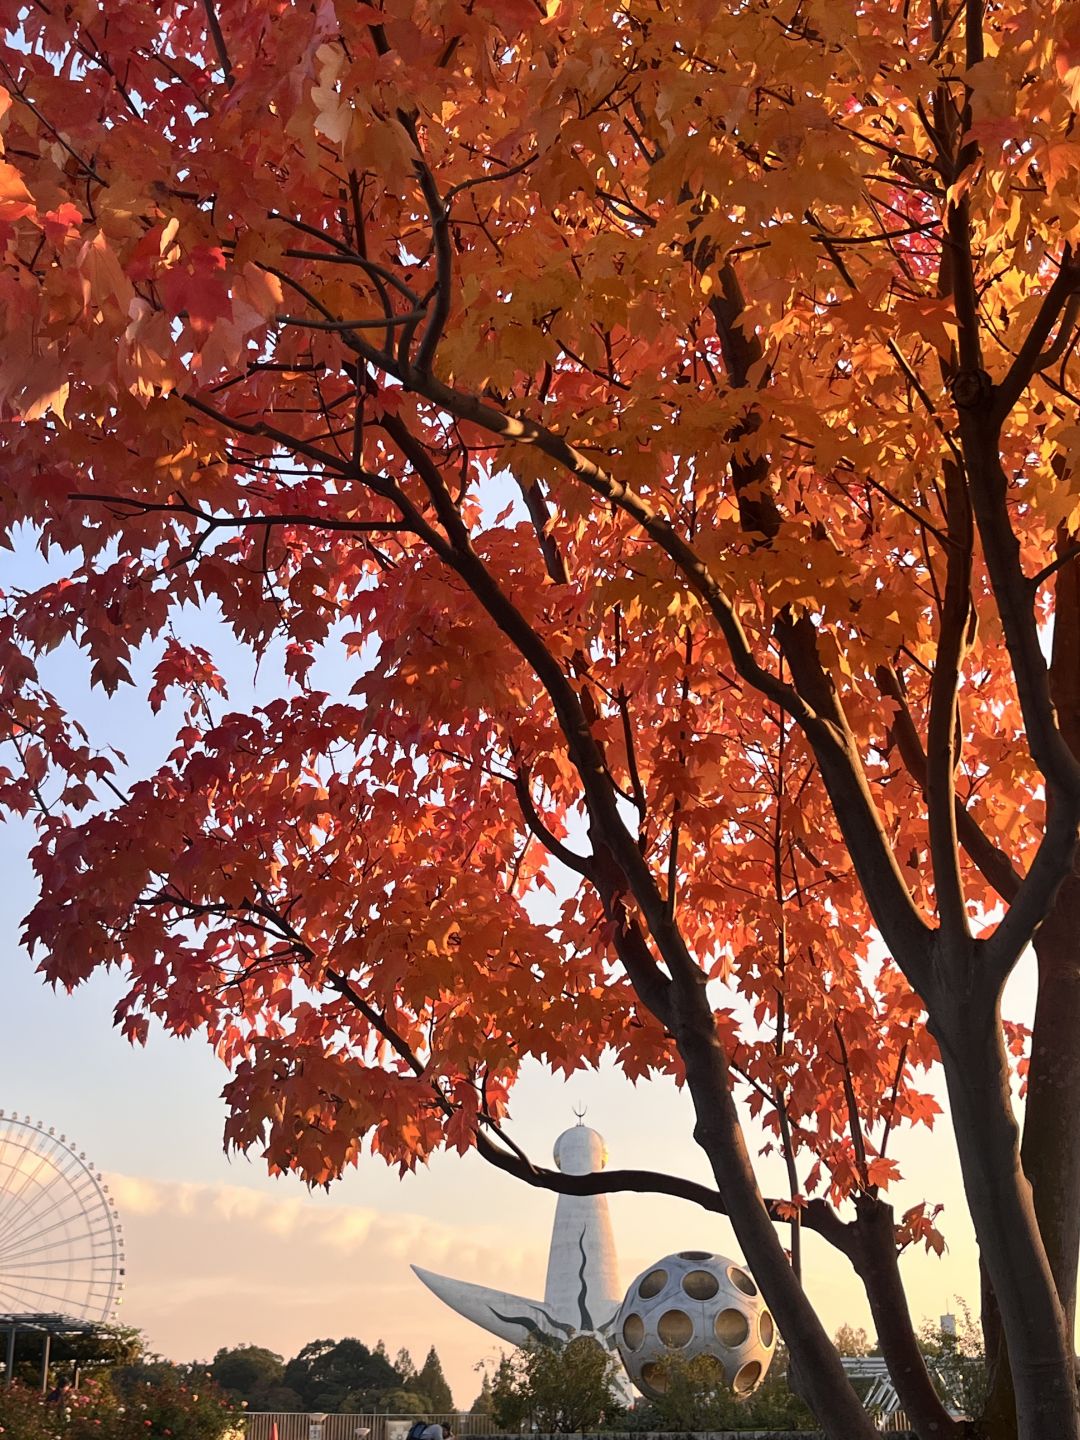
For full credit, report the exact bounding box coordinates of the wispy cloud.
[105,1171,546,1401]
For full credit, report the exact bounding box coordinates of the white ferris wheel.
[0,1112,124,1321]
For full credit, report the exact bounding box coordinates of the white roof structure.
[842,1355,965,1422]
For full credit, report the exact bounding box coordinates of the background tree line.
[206,1337,458,1415]
[9,1325,460,1419]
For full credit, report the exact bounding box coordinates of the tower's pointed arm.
[411,1265,577,1348]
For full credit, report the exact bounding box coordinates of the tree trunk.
[981,1260,1016,1440]
[981,539,1080,1440]
[1025,534,1080,1330]
[981,916,1080,1436]
[935,990,1080,1440]
[847,1197,964,1438]
[975,925,1080,1440]
[1024,913,1080,1329]
[670,983,881,1440]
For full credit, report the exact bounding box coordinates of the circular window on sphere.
[657,1309,694,1348]
[622,1313,645,1351]
[715,1308,750,1348]
[728,1265,758,1297]
[641,1362,669,1395]
[760,1311,775,1347]
[638,1267,668,1299]
[682,1269,720,1301]
[733,1360,762,1395]
[695,1355,724,1384]
[678,1250,711,1261]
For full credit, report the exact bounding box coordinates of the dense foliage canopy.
[1,0,988,1242]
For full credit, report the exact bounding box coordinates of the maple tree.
[3,0,1080,1436]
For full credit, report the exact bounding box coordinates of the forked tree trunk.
[981,1262,1016,1440]
[670,985,881,1440]
[846,1197,964,1438]
[1024,914,1080,1332]
[984,910,1080,1439]
[980,542,1080,1440]
[935,990,1080,1440]
[1025,538,1080,1336]
[980,882,1080,1440]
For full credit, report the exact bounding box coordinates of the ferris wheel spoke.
[0,1133,41,1193]
[0,1143,81,1236]
[3,1252,110,1269]
[0,1179,112,1260]
[0,1144,57,1234]
[3,1147,93,1229]
[1,1266,108,1282]
[1,1222,119,1268]
[0,1277,80,1311]
[0,1160,108,1255]
[0,1188,86,1249]
[0,1274,81,1310]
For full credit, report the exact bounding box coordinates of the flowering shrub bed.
[0,1382,59,1440]
[0,1377,239,1439]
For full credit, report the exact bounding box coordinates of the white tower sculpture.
[412,1119,621,1347]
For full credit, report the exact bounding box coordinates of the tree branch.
[326,968,428,1080]
[995,255,1080,419]
[277,309,427,332]
[353,357,932,982]
[474,1127,848,1241]
[957,423,1080,978]
[199,0,234,88]
[834,1021,871,1192]
[875,663,1022,902]
[376,410,687,1004]
[512,768,592,876]
[1030,541,1080,595]
[925,457,973,938]
[70,492,406,538]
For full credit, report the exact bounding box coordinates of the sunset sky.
[0,547,1034,1404]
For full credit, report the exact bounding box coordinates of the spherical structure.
[553,1124,608,1175]
[0,1111,124,1320]
[615,1250,775,1400]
